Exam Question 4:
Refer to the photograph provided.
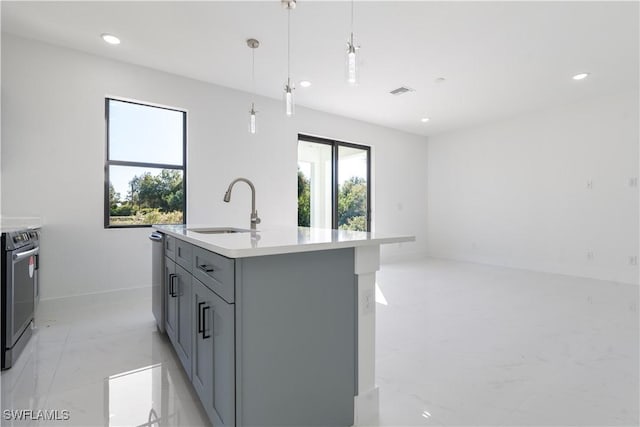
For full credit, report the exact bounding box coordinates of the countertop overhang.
[153,224,415,258]
[0,217,42,234]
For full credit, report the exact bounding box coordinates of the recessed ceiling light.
[299,80,312,88]
[421,117,430,123]
[572,72,590,80]
[101,33,121,45]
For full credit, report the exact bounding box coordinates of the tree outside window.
[105,98,186,227]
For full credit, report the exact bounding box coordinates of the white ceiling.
[2,1,638,137]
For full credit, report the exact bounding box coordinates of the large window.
[105,98,186,228]
[297,135,371,231]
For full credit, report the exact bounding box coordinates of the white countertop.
[0,216,42,234]
[153,224,415,258]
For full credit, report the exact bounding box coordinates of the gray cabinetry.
[193,246,235,303]
[192,278,235,427]
[161,235,357,427]
[165,247,193,379]
[174,264,192,376]
[165,235,176,260]
[175,239,193,271]
[165,256,177,344]
[235,249,356,427]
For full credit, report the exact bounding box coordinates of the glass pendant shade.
[284,79,295,116]
[249,103,257,134]
[346,0,359,86]
[346,35,358,85]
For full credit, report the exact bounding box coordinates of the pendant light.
[282,0,296,116]
[247,38,260,134]
[346,0,359,85]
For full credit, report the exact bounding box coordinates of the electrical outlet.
[587,179,594,190]
[587,251,594,260]
[629,256,638,266]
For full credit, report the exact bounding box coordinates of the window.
[297,135,371,231]
[105,98,186,228]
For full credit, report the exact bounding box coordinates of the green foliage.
[110,208,183,226]
[339,215,366,231]
[298,172,367,231]
[297,169,311,227]
[129,170,183,212]
[109,184,121,210]
[111,203,133,216]
[109,169,184,225]
[338,177,367,231]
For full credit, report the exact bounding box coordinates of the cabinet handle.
[197,264,214,273]
[202,306,211,339]
[170,274,179,297]
[198,301,206,334]
[168,274,176,297]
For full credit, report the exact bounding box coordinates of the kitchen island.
[153,224,414,427]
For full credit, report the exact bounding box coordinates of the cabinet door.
[175,264,192,377]
[165,257,177,344]
[210,287,235,427]
[192,279,235,427]
[192,280,213,415]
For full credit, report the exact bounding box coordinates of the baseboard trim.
[40,285,151,302]
[353,386,379,426]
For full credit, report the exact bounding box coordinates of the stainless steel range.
[1,229,39,370]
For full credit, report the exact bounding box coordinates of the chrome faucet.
[223,178,261,230]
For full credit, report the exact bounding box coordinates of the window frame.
[104,97,187,229]
[298,134,372,232]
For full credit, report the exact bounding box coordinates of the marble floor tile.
[1,259,637,426]
[375,258,639,426]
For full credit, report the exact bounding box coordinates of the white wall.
[1,34,428,299]
[427,93,639,285]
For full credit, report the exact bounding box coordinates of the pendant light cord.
[252,47,256,99]
[287,7,291,80]
[351,0,354,33]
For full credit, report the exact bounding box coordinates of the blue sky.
[109,100,184,200]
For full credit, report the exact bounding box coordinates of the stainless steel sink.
[187,227,252,234]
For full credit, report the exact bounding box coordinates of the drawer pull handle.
[198,301,206,334]
[198,264,214,273]
[169,274,177,297]
[202,306,211,339]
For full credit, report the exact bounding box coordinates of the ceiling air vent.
[389,86,415,96]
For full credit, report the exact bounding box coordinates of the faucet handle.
[251,211,261,225]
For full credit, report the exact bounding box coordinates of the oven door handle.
[13,247,39,261]
[149,233,163,242]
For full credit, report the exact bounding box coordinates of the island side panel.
[353,244,381,425]
[235,248,357,427]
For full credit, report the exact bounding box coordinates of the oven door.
[6,245,38,348]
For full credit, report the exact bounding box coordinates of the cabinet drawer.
[175,239,193,272]
[192,247,234,303]
[165,236,176,261]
